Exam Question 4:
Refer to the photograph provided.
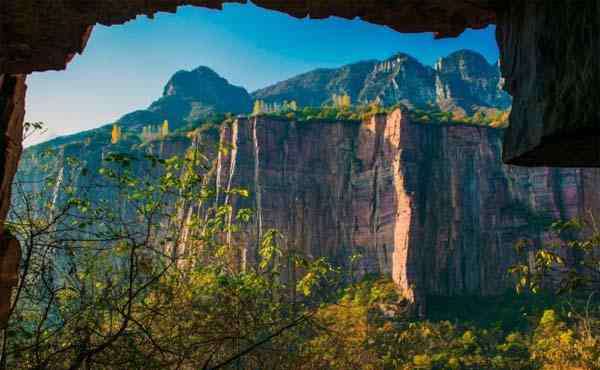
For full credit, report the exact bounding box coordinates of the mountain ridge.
[29,49,510,149]
[252,48,508,114]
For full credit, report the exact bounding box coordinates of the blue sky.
[25,2,499,145]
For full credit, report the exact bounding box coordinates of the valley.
[8,49,600,369]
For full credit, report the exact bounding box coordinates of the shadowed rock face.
[217,110,600,311]
[0,0,597,168]
[496,1,600,167]
[130,66,252,127]
[0,75,25,326]
[0,0,494,326]
[15,107,600,312]
[158,67,252,116]
[0,1,498,74]
[1,0,600,325]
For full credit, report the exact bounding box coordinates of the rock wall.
[0,0,498,74]
[0,75,25,326]
[497,1,600,166]
[216,110,600,309]
[216,117,359,269]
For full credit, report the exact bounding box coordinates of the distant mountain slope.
[252,49,510,114]
[119,66,252,131]
[25,49,511,154]
[435,50,511,114]
[357,53,436,108]
[251,60,378,107]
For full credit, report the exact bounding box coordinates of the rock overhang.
[0,1,499,74]
[2,1,598,167]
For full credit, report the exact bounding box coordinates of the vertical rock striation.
[435,50,511,114]
[217,110,600,308]
[217,117,359,270]
[497,1,600,166]
[0,74,25,326]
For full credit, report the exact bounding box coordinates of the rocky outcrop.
[435,50,511,114]
[0,1,596,211]
[155,66,252,119]
[0,75,25,326]
[497,1,600,167]
[0,1,498,75]
[253,50,509,114]
[358,54,436,108]
[216,110,600,310]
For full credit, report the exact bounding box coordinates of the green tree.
[2,149,340,369]
[341,93,351,109]
[161,120,170,137]
[510,218,600,295]
[111,123,122,144]
[252,100,265,115]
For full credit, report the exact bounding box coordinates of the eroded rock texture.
[497,1,600,167]
[3,0,597,167]
[0,75,25,326]
[216,117,359,270]
[217,110,600,310]
[0,0,498,74]
[2,0,600,325]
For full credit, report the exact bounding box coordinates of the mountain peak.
[435,49,492,72]
[118,66,252,130]
[191,65,219,74]
[446,49,488,59]
[163,66,236,99]
[385,52,419,62]
[434,50,511,113]
[253,49,508,112]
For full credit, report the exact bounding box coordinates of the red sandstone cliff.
[216,109,600,308]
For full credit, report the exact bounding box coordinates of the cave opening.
[1,2,600,368]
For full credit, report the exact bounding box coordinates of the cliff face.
[216,110,600,308]
[216,117,359,269]
[16,107,600,309]
[497,1,600,167]
[0,1,498,75]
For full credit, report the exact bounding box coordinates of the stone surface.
[497,1,600,167]
[3,0,600,324]
[0,1,498,74]
[0,233,20,327]
[0,0,597,170]
[435,50,511,115]
[0,74,25,326]
[16,106,600,310]
[253,50,509,113]
[216,110,600,310]
[252,60,379,108]
[358,54,436,108]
